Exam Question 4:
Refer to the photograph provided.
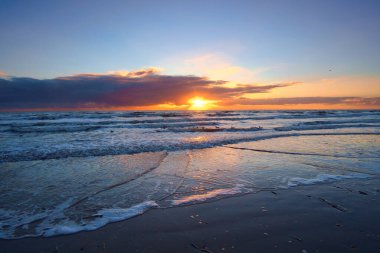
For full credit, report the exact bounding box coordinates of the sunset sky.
[0,0,379,110]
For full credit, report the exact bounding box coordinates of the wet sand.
[1,177,380,253]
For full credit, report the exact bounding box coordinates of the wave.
[8,125,103,133]
[3,114,378,134]
[164,126,263,133]
[5,122,220,134]
[275,123,380,131]
[125,113,380,125]
[0,200,158,239]
[296,118,380,125]
[2,110,378,127]
[1,131,379,162]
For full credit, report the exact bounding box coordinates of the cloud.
[263,76,380,99]
[169,53,271,83]
[0,71,8,78]
[2,68,378,110]
[0,68,293,109]
[229,97,380,106]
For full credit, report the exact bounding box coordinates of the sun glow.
[188,97,215,110]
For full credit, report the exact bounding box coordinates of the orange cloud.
[1,68,379,110]
[0,70,8,78]
[253,76,380,99]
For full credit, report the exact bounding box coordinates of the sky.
[0,0,379,110]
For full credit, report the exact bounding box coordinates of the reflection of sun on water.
[189,136,208,142]
[188,97,215,110]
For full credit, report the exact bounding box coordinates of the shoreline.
[1,177,379,253]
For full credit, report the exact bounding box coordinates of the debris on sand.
[191,242,214,253]
[290,235,303,242]
[318,197,347,212]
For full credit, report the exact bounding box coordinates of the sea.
[0,110,379,239]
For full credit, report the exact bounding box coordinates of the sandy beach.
[1,176,379,253]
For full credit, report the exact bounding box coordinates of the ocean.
[0,110,379,239]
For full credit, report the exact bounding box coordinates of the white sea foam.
[0,200,158,239]
[42,200,158,237]
[286,173,370,187]
[47,201,158,238]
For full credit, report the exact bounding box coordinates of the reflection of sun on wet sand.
[1,135,379,241]
[1,177,380,253]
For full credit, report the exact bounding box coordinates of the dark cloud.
[1,69,378,109]
[0,68,292,109]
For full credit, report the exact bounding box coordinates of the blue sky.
[1,0,379,79]
[0,0,379,109]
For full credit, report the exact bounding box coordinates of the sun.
[188,97,214,110]
[192,98,207,108]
